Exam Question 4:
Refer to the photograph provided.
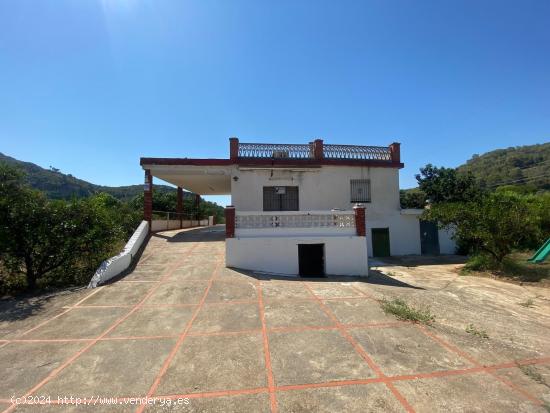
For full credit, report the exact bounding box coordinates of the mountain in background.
[457,142,550,191]
[0,152,175,201]
[400,142,549,208]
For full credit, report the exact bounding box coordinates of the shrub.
[465,323,489,339]
[462,253,498,272]
[380,298,435,325]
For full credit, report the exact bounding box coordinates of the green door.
[372,228,391,257]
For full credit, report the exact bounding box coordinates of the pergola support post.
[177,186,183,229]
[144,169,153,232]
[194,194,201,225]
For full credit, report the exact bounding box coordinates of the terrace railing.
[232,139,398,163]
[151,210,208,232]
[226,206,366,238]
[238,142,313,159]
[323,144,392,161]
[235,211,355,229]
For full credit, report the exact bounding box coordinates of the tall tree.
[424,191,541,263]
[416,164,483,204]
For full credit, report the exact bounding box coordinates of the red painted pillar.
[194,194,200,224]
[353,204,366,236]
[313,138,324,160]
[176,187,183,229]
[230,137,239,161]
[144,169,153,230]
[225,206,235,238]
[389,142,401,163]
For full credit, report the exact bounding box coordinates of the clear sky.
[1,0,549,206]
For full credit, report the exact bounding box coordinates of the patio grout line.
[257,281,278,413]
[4,238,548,412]
[1,241,202,413]
[0,321,426,345]
[415,324,545,406]
[14,286,106,339]
[301,282,416,413]
[350,280,546,407]
[2,357,548,406]
[135,259,224,413]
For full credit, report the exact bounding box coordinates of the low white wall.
[151,219,210,232]
[151,219,182,232]
[226,236,368,277]
[88,221,149,288]
[365,212,421,256]
[366,211,457,256]
[236,227,356,237]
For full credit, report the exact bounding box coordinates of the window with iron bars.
[350,179,371,203]
[263,186,299,211]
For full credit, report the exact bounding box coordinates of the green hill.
[457,142,550,191]
[400,142,549,208]
[0,152,174,201]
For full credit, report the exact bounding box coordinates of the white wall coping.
[88,220,149,288]
[236,210,354,216]
[234,233,359,239]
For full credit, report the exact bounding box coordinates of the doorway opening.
[298,244,325,277]
[372,228,391,257]
[420,221,440,255]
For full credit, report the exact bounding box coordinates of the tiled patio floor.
[1,226,549,412]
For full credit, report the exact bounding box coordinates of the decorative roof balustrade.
[238,142,313,159]
[323,144,392,161]
[236,212,355,229]
[236,141,394,162]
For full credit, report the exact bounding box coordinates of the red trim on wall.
[140,157,404,169]
[140,158,233,166]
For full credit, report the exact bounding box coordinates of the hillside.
[457,142,550,191]
[400,142,549,208]
[0,152,174,201]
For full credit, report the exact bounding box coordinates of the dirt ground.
[0,227,549,412]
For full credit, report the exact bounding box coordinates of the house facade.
[140,138,455,277]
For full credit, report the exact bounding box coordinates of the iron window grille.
[263,186,299,211]
[350,179,371,203]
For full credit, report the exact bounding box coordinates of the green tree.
[416,164,483,204]
[424,191,541,263]
[400,188,427,209]
[0,164,119,291]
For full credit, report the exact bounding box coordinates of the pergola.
[140,159,233,228]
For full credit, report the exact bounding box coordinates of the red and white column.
[225,206,235,238]
[353,204,366,236]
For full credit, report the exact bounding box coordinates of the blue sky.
[1,0,549,206]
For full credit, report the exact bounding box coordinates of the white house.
[140,138,455,277]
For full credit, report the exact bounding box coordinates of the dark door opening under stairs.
[372,228,391,257]
[298,244,325,277]
[420,220,440,255]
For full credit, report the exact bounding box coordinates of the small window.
[263,186,299,211]
[350,179,371,202]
